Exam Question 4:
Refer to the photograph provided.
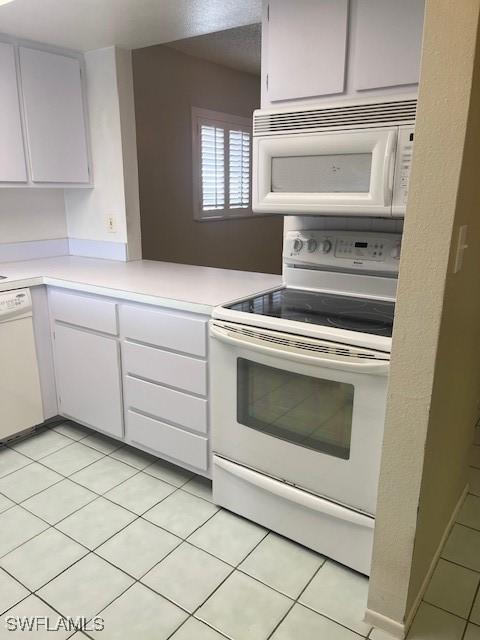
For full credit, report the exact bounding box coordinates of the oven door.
[253,127,397,216]
[210,321,389,515]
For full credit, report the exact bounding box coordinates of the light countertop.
[0,256,283,314]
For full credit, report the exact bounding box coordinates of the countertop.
[0,256,283,314]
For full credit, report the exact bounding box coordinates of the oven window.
[271,153,372,193]
[237,358,354,460]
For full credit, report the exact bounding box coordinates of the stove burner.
[226,288,395,337]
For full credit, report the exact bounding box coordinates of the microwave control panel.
[392,125,415,216]
[284,230,402,274]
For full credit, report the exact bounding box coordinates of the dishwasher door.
[0,289,43,441]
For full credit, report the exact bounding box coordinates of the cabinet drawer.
[122,341,207,396]
[120,305,207,357]
[125,375,207,435]
[127,410,208,471]
[50,289,117,335]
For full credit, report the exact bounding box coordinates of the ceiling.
[0,0,262,52]
[167,23,261,76]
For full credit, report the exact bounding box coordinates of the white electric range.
[209,229,400,575]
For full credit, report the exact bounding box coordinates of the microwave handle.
[210,324,390,375]
[383,131,396,206]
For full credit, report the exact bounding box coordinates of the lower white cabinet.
[120,303,210,475]
[124,375,208,435]
[52,322,123,438]
[127,410,209,471]
[48,288,211,475]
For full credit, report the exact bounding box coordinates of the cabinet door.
[0,43,27,182]
[19,47,90,183]
[53,323,123,438]
[267,0,348,102]
[352,0,425,91]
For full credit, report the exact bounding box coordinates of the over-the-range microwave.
[252,96,416,217]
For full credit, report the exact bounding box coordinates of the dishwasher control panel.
[0,289,32,319]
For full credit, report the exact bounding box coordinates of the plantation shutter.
[193,108,252,220]
[200,125,225,211]
[228,129,251,209]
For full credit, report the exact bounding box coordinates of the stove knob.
[307,239,318,253]
[391,243,401,260]
[293,238,304,252]
[319,239,332,254]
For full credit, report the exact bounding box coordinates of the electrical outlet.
[106,215,116,234]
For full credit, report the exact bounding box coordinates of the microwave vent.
[253,99,417,135]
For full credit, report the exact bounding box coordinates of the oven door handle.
[210,324,390,375]
[214,456,375,529]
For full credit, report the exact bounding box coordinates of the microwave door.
[253,127,397,216]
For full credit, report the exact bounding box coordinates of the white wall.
[64,46,141,259]
[116,47,141,260]
[65,47,127,245]
[366,1,480,636]
[0,189,66,243]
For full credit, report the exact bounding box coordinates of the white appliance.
[210,230,400,575]
[0,289,43,441]
[253,96,416,217]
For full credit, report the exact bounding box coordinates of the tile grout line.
[4,471,301,637]
[1,462,213,567]
[0,426,369,640]
[418,599,471,626]
[2,503,370,640]
[0,455,194,567]
[438,555,480,575]
[1,469,224,623]
[3,499,368,639]
[263,599,296,640]
[448,521,480,535]
[186,527,300,640]
[466,578,480,622]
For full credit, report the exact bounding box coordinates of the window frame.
[192,107,253,222]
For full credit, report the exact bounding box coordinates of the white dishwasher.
[0,289,43,441]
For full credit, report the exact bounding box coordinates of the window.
[192,108,252,220]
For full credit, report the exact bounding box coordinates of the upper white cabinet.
[0,43,27,182]
[352,0,425,91]
[267,0,348,102]
[19,47,90,184]
[261,0,425,107]
[0,38,91,187]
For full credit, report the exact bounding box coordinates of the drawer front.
[127,410,208,471]
[120,305,207,357]
[122,341,207,397]
[125,375,208,435]
[50,289,117,335]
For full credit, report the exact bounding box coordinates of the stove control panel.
[284,230,402,274]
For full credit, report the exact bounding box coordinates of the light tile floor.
[0,421,479,640]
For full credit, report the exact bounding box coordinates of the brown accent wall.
[131,45,283,274]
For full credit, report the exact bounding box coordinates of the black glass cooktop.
[227,287,395,337]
